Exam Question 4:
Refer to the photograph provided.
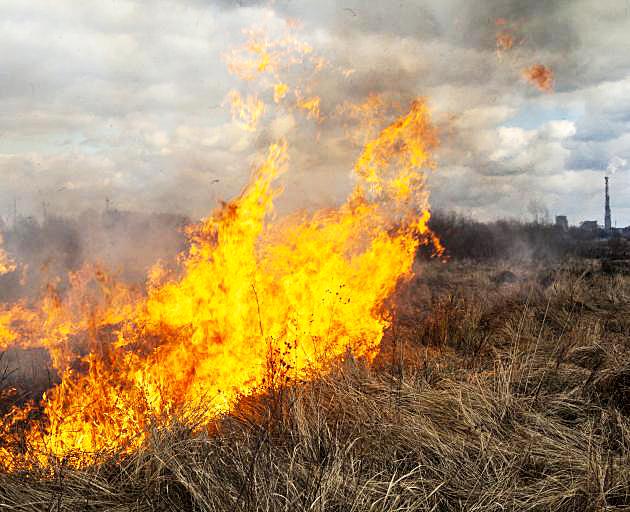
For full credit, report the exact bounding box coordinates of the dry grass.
[1,259,630,511]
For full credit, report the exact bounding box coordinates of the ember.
[523,63,554,92]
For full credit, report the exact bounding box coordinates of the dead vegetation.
[1,258,630,511]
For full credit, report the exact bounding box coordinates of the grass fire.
[0,101,440,469]
[2,2,630,511]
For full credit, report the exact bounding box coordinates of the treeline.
[422,211,578,262]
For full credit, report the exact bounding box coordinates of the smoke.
[1,0,630,223]
[0,210,188,303]
[607,156,628,175]
[426,210,572,264]
[526,198,550,224]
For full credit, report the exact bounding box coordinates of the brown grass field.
[1,257,630,511]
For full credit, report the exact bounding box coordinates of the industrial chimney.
[605,176,612,232]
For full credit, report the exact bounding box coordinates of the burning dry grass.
[2,259,630,511]
[0,99,440,468]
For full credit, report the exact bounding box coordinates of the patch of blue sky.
[503,102,581,130]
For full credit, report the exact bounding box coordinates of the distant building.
[555,215,569,232]
[605,176,612,233]
[580,220,599,232]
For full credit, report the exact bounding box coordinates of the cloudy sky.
[2,0,630,226]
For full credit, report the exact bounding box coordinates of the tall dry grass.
[1,259,629,511]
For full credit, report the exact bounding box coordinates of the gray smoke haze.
[0,211,188,302]
[1,0,630,226]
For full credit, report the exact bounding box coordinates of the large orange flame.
[0,23,441,471]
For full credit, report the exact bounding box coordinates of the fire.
[0,23,442,471]
[354,99,438,202]
[227,90,265,131]
[296,94,321,121]
[224,27,313,82]
[224,24,333,123]
[496,30,514,54]
[0,103,439,469]
[494,18,518,58]
[273,82,289,103]
[0,234,15,275]
[337,93,389,145]
[523,64,554,92]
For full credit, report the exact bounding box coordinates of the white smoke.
[607,156,628,175]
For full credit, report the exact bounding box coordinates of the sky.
[1,0,630,226]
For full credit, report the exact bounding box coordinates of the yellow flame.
[0,20,443,471]
[228,90,265,132]
[273,82,289,103]
[296,95,321,121]
[337,93,389,145]
[224,27,313,82]
[0,234,15,276]
[0,97,440,470]
[353,99,438,202]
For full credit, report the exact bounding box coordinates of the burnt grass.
[2,257,630,511]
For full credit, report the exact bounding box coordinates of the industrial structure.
[580,220,599,232]
[558,176,629,237]
[555,215,569,232]
[605,176,612,232]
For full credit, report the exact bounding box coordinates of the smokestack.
[605,176,612,232]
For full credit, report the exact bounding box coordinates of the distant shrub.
[420,211,575,262]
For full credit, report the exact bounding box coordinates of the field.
[1,256,629,511]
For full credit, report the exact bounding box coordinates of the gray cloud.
[1,0,630,226]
